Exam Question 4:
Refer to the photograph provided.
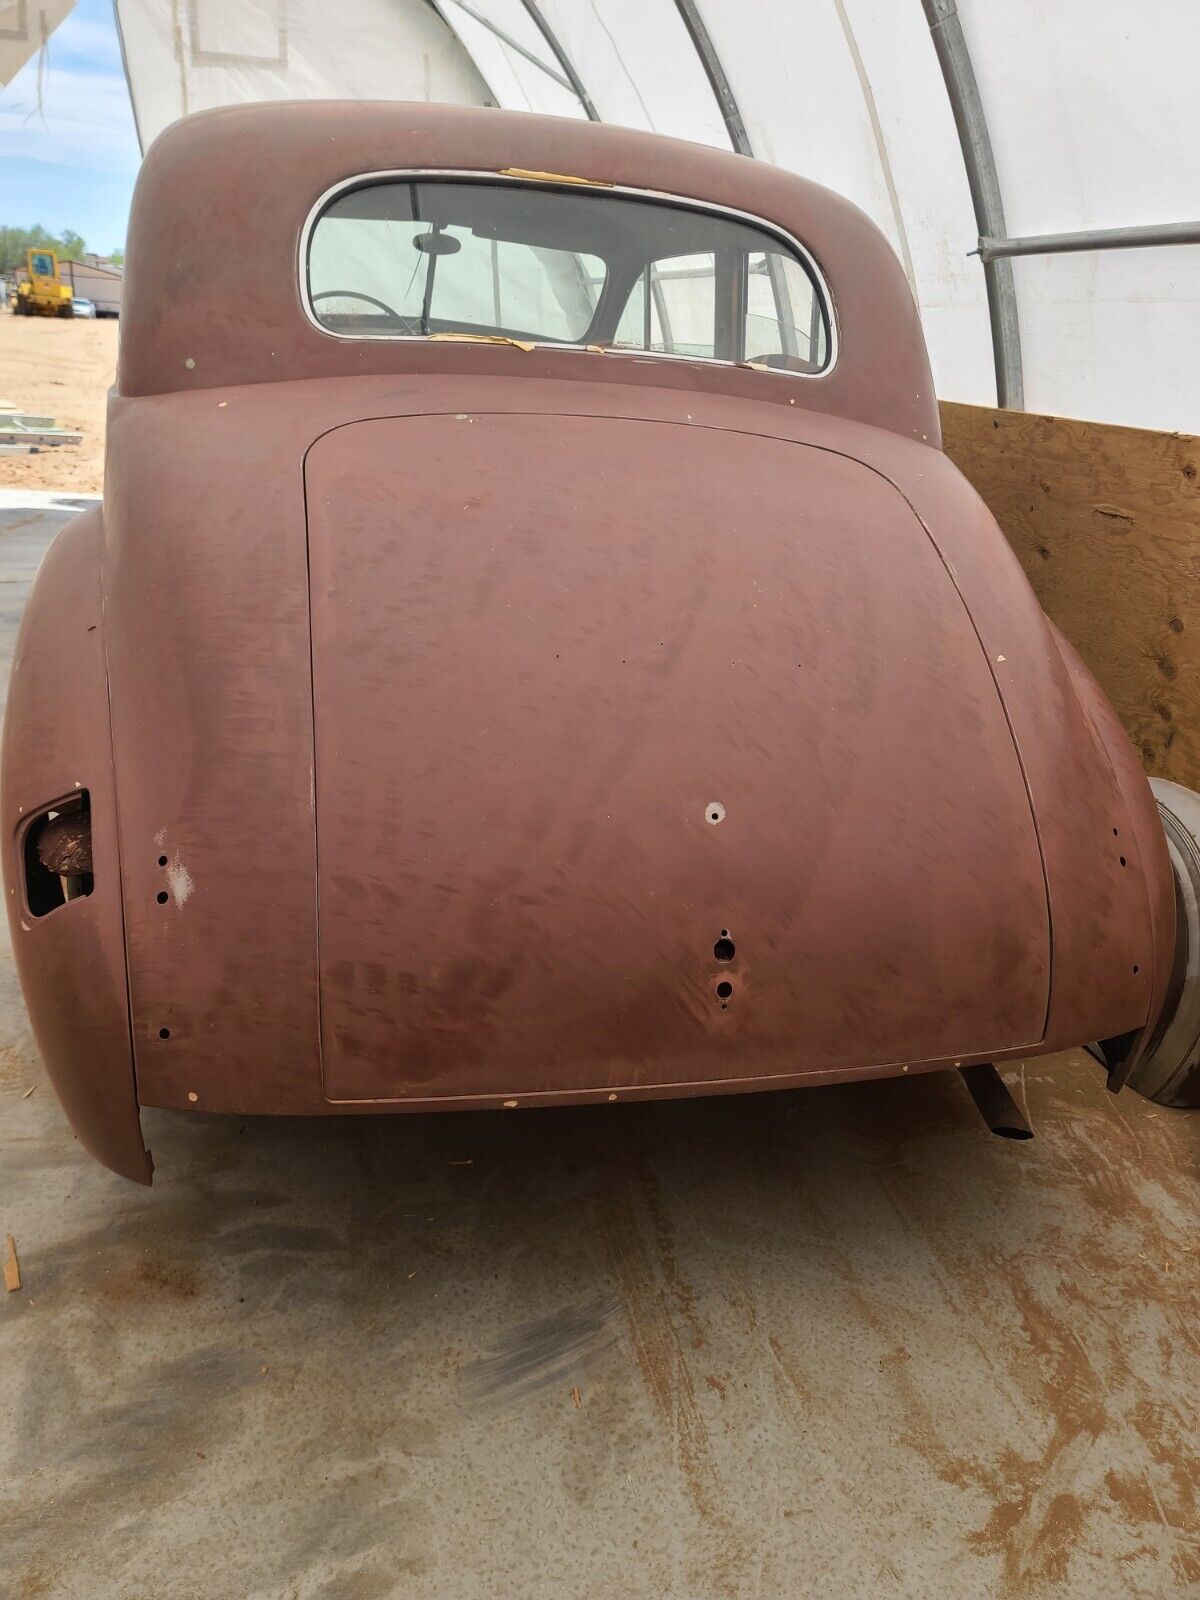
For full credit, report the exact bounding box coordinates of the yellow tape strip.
[498,168,614,188]
[428,332,536,352]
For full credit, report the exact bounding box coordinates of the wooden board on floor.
[940,401,1200,790]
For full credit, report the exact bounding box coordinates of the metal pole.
[672,0,753,157]
[440,0,578,97]
[517,1,600,121]
[922,0,1024,409]
[979,220,1200,262]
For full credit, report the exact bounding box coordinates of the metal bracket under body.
[959,1063,1033,1139]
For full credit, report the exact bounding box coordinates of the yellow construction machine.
[12,248,74,317]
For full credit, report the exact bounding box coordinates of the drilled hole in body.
[714,937,736,962]
[716,980,733,1000]
[158,854,168,866]
[156,890,169,904]
[159,1028,171,1039]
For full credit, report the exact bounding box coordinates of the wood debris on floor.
[3,1232,20,1292]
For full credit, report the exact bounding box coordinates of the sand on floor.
[0,311,118,494]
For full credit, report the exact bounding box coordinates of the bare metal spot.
[167,858,195,907]
[705,801,726,825]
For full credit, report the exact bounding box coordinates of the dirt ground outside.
[0,311,117,494]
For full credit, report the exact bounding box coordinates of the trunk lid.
[305,412,1048,1102]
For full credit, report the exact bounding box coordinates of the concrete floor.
[1,507,1198,1600]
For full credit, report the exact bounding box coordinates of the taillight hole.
[714,937,736,962]
[716,980,733,1000]
[23,794,93,917]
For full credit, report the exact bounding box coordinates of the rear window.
[306,178,832,373]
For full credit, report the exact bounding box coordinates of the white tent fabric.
[111,0,1200,432]
[1,0,75,88]
[433,0,582,122]
[956,0,1200,428]
[524,0,731,148]
[113,0,490,136]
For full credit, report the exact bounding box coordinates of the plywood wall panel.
[940,402,1200,790]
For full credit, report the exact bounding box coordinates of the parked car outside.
[70,295,97,318]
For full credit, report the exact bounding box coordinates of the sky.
[0,0,141,257]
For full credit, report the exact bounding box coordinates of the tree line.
[0,226,123,273]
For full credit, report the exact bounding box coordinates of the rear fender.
[1049,623,1176,1079]
[0,510,151,1183]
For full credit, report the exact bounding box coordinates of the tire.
[1125,779,1200,1106]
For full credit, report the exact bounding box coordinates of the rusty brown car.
[4,102,1198,1184]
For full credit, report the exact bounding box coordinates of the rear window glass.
[307,179,831,372]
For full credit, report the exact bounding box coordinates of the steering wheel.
[312,289,404,320]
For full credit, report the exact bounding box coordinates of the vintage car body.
[4,102,1197,1184]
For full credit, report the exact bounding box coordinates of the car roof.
[119,101,936,442]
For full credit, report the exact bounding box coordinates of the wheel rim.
[1126,779,1200,1105]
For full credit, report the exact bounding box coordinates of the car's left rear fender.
[1,509,152,1183]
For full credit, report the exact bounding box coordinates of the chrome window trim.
[297,168,839,379]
